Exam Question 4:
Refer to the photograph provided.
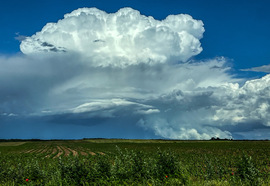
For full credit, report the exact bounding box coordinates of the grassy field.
[0,139,270,185]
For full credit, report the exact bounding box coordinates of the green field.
[0,139,270,185]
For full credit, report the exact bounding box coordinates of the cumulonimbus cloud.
[20,7,204,67]
[1,7,270,140]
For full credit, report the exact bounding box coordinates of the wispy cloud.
[241,64,270,73]
[14,32,27,42]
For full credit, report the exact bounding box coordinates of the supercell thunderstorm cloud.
[1,7,270,139]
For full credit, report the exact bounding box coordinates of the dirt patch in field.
[66,147,78,156]
[36,146,47,153]
[76,147,89,156]
[61,146,71,156]
[45,147,58,158]
[0,142,26,146]
[97,152,105,155]
[40,146,105,157]
[80,151,88,156]
[89,151,96,155]
[25,149,36,153]
[54,146,63,158]
[31,149,40,153]
[41,147,49,154]
[44,148,53,158]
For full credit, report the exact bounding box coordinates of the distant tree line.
[210,137,233,141]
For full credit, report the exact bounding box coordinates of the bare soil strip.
[30,148,40,153]
[44,147,53,158]
[76,147,89,156]
[36,146,47,153]
[89,151,96,155]
[54,146,63,158]
[97,152,105,155]
[80,151,88,156]
[66,147,78,156]
[41,146,103,157]
[41,146,49,154]
[61,146,71,156]
[46,147,57,158]
[24,149,36,153]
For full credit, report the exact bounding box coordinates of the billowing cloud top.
[20,8,204,67]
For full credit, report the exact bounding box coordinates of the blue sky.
[1,0,270,140]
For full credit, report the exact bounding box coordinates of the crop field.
[0,139,270,185]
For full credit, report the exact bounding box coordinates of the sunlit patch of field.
[0,142,26,146]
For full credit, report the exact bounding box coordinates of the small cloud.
[70,99,153,115]
[14,33,27,42]
[136,109,160,115]
[241,64,270,73]
[41,110,52,114]
[1,113,17,117]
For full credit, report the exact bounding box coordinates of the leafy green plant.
[236,154,260,185]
